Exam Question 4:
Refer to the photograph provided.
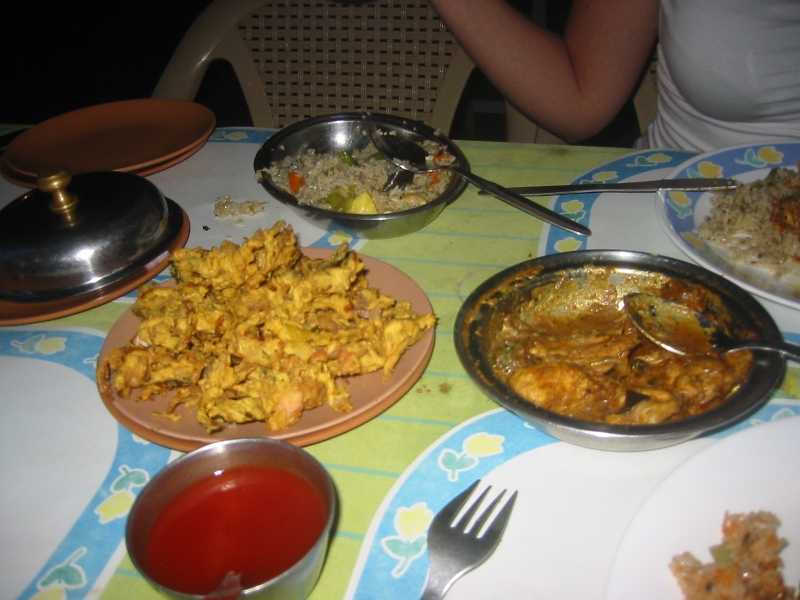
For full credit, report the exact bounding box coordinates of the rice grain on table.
[264,141,452,214]
[697,166,800,278]
[213,196,265,218]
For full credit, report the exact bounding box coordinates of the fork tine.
[480,490,518,542]
[436,479,481,524]
[470,489,506,536]
[452,485,492,529]
[422,483,518,600]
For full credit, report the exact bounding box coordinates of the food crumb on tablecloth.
[213,195,265,219]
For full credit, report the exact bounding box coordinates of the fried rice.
[670,511,798,600]
[263,140,453,214]
[697,166,800,278]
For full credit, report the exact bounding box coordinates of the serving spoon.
[624,292,800,361]
[369,127,591,237]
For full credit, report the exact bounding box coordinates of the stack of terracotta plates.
[0,98,216,187]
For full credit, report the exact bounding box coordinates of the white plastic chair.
[152,0,476,135]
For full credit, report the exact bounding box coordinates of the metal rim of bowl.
[454,250,786,449]
[252,112,469,225]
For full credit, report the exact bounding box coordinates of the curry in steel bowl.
[455,251,785,451]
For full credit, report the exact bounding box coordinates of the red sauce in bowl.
[143,465,328,594]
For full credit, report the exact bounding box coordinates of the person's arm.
[430,0,659,142]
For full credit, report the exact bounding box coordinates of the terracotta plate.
[1,136,208,188]
[0,201,189,326]
[96,249,435,450]
[4,99,215,177]
[133,135,209,177]
[0,154,34,187]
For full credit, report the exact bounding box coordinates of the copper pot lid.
[0,168,185,302]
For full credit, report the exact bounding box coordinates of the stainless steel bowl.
[126,438,337,599]
[454,250,785,451]
[253,113,468,239]
[0,168,185,302]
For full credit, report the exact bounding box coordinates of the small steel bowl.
[253,113,468,239]
[126,438,337,599]
[454,250,786,451]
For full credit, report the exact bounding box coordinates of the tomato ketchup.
[142,465,328,594]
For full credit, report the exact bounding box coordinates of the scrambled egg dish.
[97,222,436,432]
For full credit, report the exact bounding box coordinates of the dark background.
[0,1,214,126]
[0,0,636,145]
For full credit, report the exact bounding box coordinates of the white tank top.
[638,0,800,152]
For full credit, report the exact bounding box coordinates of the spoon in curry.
[624,292,800,362]
[369,127,591,237]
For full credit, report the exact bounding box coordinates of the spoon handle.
[722,339,800,362]
[451,167,591,237]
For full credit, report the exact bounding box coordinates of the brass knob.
[37,167,79,213]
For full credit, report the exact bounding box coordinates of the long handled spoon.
[624,292,800,361]
[370,127,591,237]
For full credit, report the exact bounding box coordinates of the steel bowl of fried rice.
[253,113,469,239]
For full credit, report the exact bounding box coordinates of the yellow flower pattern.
[626,153,673,168]
[681,231,706,250]
[11,334,67,355]
[381,502,433,578]
[93,465,150,524]
[696,161,724,178]
[463,432,505,457]
[94,490,136,525]
[224,131,249,141]
[589,170,617,183]
[757,146,784,164]
[395,503,434,540]
[438,432,505,481]
[735,146,784,168]
[30,588,66,600]
[665,191,694,220]
[381,431,506,578]
[560,199,585,216]
[554,237,583,252]
[645,153,672,164]
[328,230,354,246]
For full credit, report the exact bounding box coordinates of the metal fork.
[421,480,518,600]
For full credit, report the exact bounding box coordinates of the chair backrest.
[153,0,475,134]
[504,55,659,144]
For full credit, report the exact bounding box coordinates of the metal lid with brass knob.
[0,169,186,302]
[37,167,80,216]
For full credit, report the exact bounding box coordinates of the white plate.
[343,403,800,600]
[605,415,800,600]
[0,327,172,600]
[656,142,800,311]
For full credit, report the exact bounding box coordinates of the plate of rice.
[604,415,800,600]
[656,142,800,310]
